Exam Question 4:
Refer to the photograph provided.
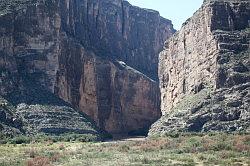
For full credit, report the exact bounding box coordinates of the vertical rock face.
[54,39,161,134]
[0,0,174,135]
[59,0,174,79]
[149,0,250,135]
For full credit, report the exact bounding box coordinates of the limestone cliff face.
[0,0,174,135]
[149,0,250,135]
[55,38,161,134]
[59,0,174,79]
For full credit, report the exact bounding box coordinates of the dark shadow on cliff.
[2,75,109,138]
[5,75,68,107]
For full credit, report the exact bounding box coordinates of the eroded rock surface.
[149,0,250,136]
[55,40,161,134]
[58,0,174,80]
[0,79,102,138]
[0,0,174,135]
[0,97,24,137]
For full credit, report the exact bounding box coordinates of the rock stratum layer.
[149,0,250,135]
[0,0,175,135]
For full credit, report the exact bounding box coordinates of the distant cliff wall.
[59,0,175,80]
[0,0,175,134]
[149,0,250,135]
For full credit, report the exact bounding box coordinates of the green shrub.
[9,135,31,144]
[34,133,100,143]
[0,138,7,144]
[0,133,101,144]
[212,142,232,151]
[164,132,180,138]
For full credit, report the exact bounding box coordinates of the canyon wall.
[58,0,174,80]
[0,0,175,135]
[149,0,250,135]
[55,38,161,134]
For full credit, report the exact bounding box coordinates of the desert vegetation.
[0,133,249,166]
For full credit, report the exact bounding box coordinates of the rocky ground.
[0,76,102,140]
[0,96,24,137]
[149,83,250,136]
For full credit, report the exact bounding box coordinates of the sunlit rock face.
[0,0,175,135]
[149,0,250,136]
[54,40,162,134]
[59,0,175,80]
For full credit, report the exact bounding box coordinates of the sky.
[126,0,204,30]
